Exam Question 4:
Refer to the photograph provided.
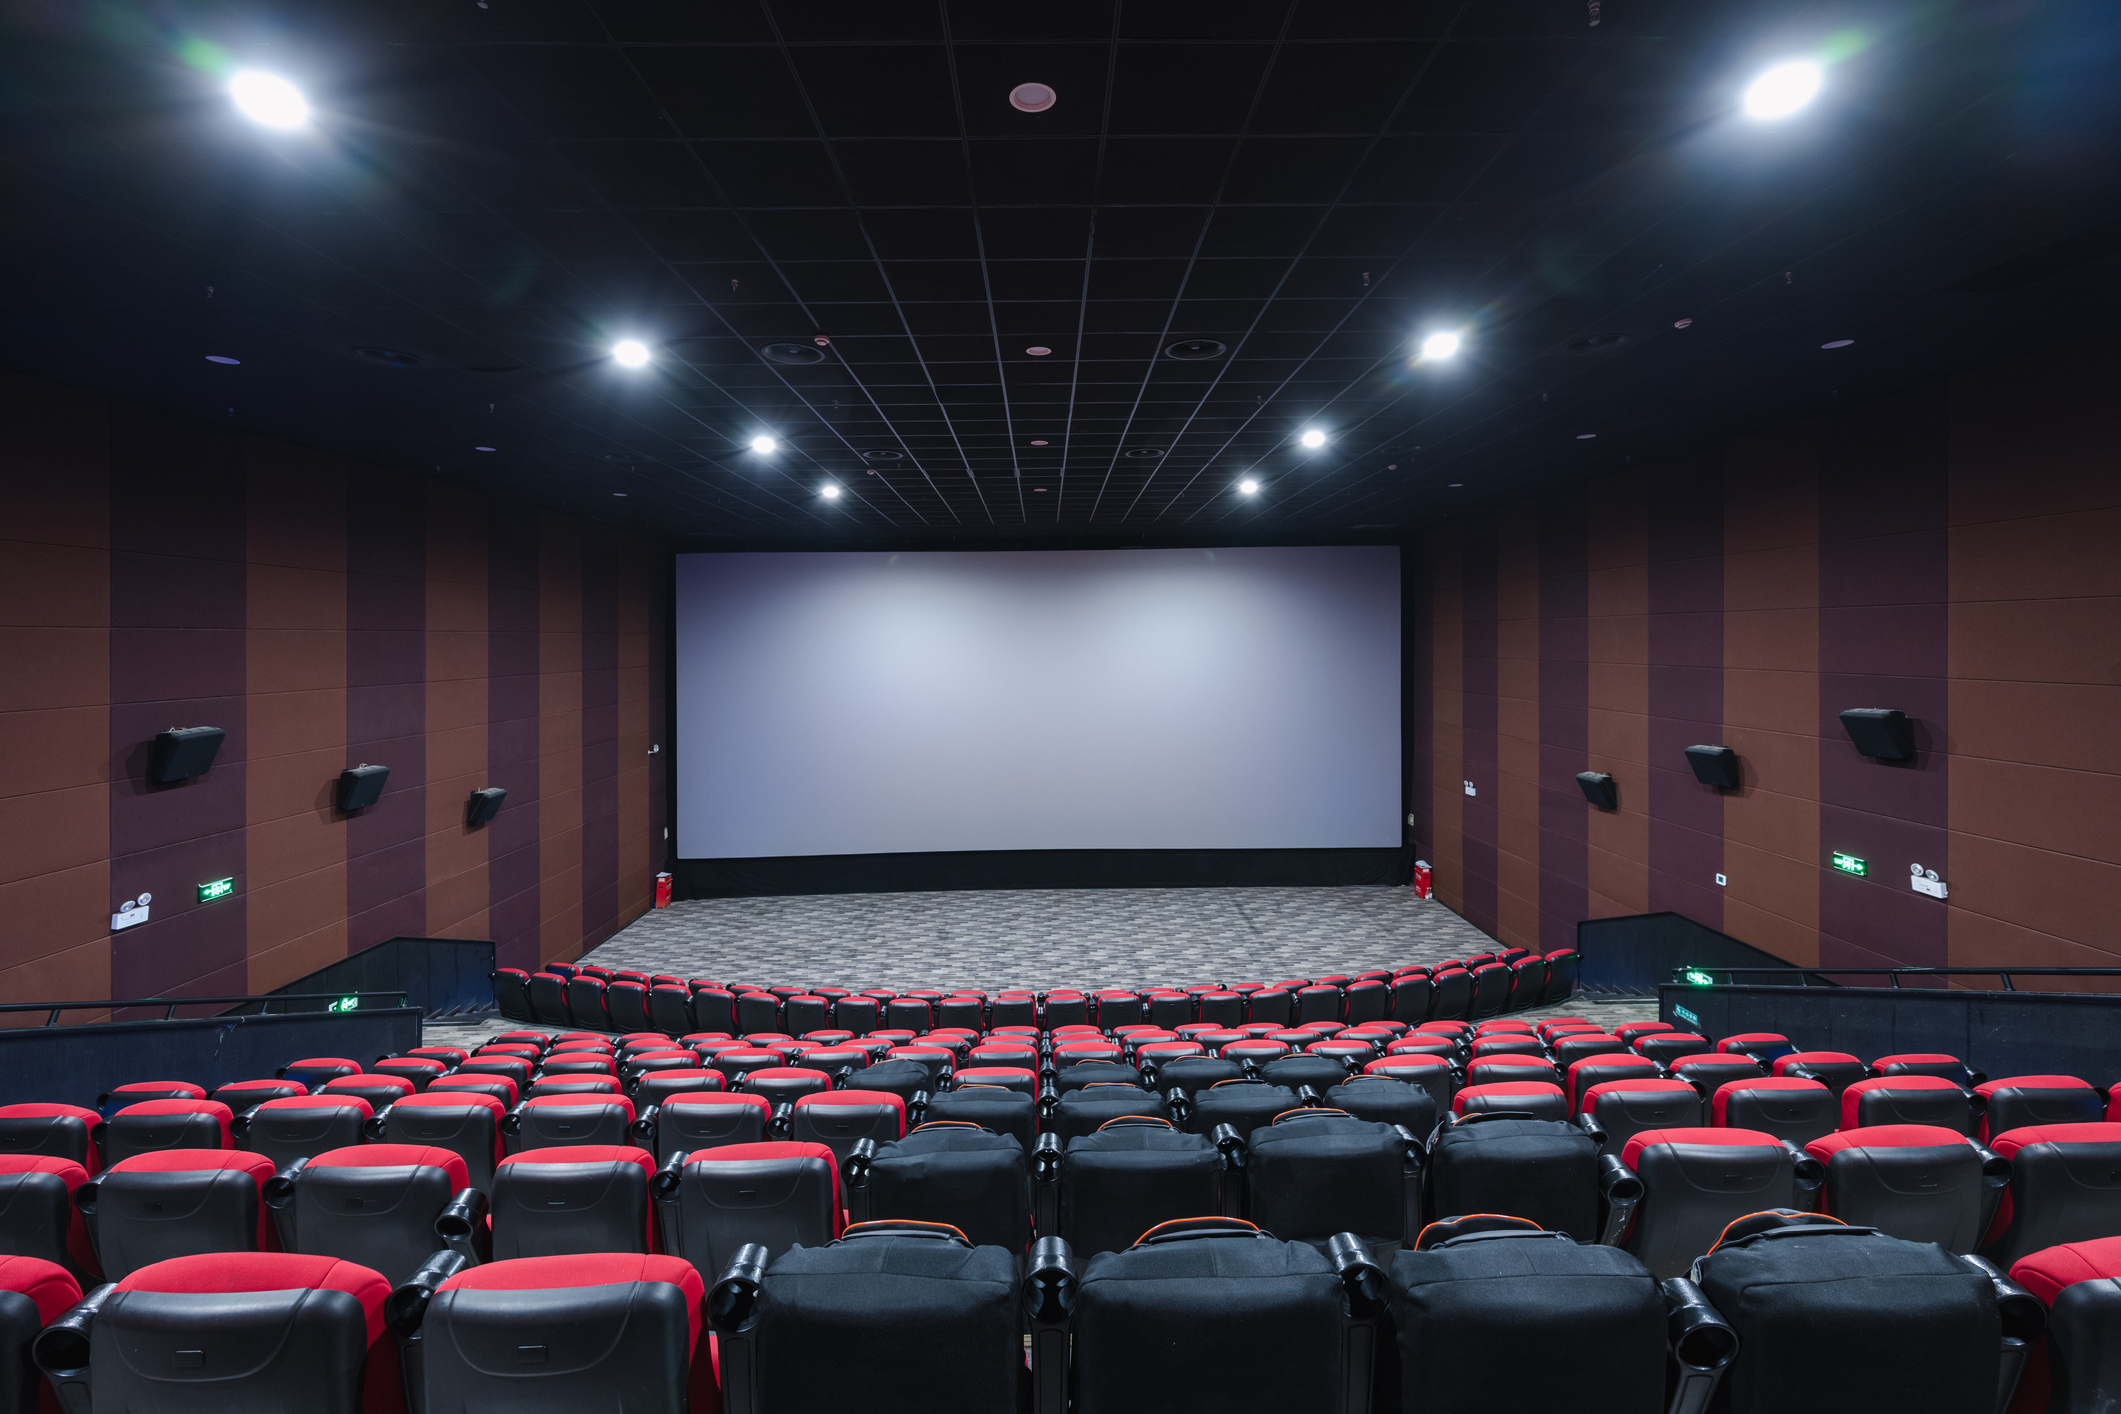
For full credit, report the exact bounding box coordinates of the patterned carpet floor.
[425,886,1653,1047]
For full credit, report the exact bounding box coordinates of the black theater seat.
[1051,1119,1229,1256]
[1426,1113,1607,1241]
[1634,1032,1713,1066]
[266,1143,469,1283]
[1843,1076,1974,1134]
[1363,1056,1455,1115]
[0,1155,93,1278]
[849,1125,1030,1252]
[279,1058,363,1090]
[486,1145,653,1260]
[1669,1055,1770,1099]
[1615,1129,1814,1278]
[1068,1217,1384,1414]
[1567,1054,1662,1113]
[2010,1234,2121,1414]
[1773,1051,1869,1096]
[923,1086,1036,1153]
[1582,1078,1705,1157]
[1805,1125,2007,1253]
[654,1141,841,1281]
[1467,964,1513,1019]
[788,1089,908,1162]
[209,1079,310,1115]
[1240,1109,1421,1258]
[374,1092,506,1192]
[1452,1081,1569,1122]
[236,1095,374,1171]
[528,972,573,1024]
[0,1105,101,1175]
[1873,1053,1979,1086]
[320,1074,415,1113]
[710,1222,1029,1414]
[505,1094,635,1154]
[1976,1076,2103,1143]
[0,1255,79,1414]
[400,1252,713,1414]
[1983,1123,2121,1268]
[1325,1075,1437,1133]
[96,1101,231,1167]
[1713,1077,1837,1147]
[76,1150,279,1281]
[36,1251,397,1414]
[1184,1081,1302,1143]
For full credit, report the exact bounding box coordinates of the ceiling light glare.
[611,340,650,368]
[1743,60,1822,120]
[205,355,240,365]
[1238,479,1259,495]
[820,484,841,500]
[1821,338,1855,349]
[1419,331,1462,361]
[750,435,776,454]
[1299,429,1327,450]
[229,70,308,129]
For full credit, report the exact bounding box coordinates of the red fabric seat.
[0,1153,96,1274]
[1804,1125,1999,1253]
[491,1145,657,1259]
[100,1099,234,1166]
[0,1252,81,1325]
[1984,1123,2121,1268]
[1617,1128,1802,1278]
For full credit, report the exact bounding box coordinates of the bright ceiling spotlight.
[1299,429,1327,450]
[750,435,777,454]
[820,484,841,500]
[228,71,308,129]
[1743,60,1823,120]
[1420,331,1462,361]
[611,340,650,368]
[1238,479,1260,495]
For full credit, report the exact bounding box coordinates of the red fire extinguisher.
[654,872,673,909]
[1413,860,1432,900]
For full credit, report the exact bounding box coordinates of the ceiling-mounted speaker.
[1575,772,1617,810]
[337,764,391,812]
[151,727,226,783]
[1684,745,1741,790]
[1839,708,1915,761]
[467,787,508,828]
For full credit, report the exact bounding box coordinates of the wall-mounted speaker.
[467,787,507,827]
[150,727,225,783]
[1684,745,1741,790]
[1576,772,1617,809]
[337,764,391,812]
[1839,708,1915,761]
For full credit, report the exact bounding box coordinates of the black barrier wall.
[1659,982,2121,1085]
[1576,912,1802,995]
[238,936,497,1018]
[0,1007,422,1108]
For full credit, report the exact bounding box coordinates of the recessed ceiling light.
[612,492,627,497]
[1419,331,1461,360]
[611,340,650,368]
[1034,487,1049,492]
[475,446,495,452]
[205,355,240,365]
[1300,429,1327,449]
[820,484,841,499]
[1448,482,1463,488]
[1821,338,1855,349]
[1026,346,1052,356]
[1576,433,1597,440]
[1238,479,1259,495]
[1743,60,1823,120]
[1029,440,1048,446]
[1009,82,1057,113]
[750,435,776,454]
[1674,318,1694,329]
[229,71,308,129]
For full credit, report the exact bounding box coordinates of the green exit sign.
[328,995,360,1013]
[198,877,236,902]
[1831,852,1867,877]
[1684,969,1716,986]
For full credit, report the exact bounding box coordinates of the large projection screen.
[675,545,1400,859]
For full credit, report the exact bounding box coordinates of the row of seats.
[489,946,1584,1036]
[16,1211,2121,1413]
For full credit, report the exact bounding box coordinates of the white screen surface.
[675,545,1400,858]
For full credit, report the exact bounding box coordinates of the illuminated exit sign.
[198,877,236,902]
[1831,852,1867,877]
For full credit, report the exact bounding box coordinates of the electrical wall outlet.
[1714,873,1727,887]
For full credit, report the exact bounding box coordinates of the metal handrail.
[0,992,410,1027]
[1673,966,2121,993]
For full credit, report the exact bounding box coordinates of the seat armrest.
[1297,1084,1325,1108]
[1786,1141,1825,1200]
[32,1282,118,1414]
[385,1250,471,1339]
[844,1137,877,1223]
[1326,1232,1388,1319]
[363,1103,393,1141]
[1959,1255,2047,1414]
[498,1102,525,1140]
[1032,1132,1062,1236]
[435,1186,490,1265]
[1576,1112,1609,1147]
[1213,1122,1248,1218]
[628,1104,659,1146]
[909,1089,930,1126]
[768,1102,793,1139]
[1164,1086,1191,1127]
[708,1243,772,1414]
[264,1157,307,1250]
[1598,1153,1643,1247]
[1662,1277,1737,1414]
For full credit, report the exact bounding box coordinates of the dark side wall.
[1410,333,2120,981]
[1,370,669,1018]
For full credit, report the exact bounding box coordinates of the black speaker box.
[467,787,507,827]
[1684,745,1741,789]
[336,764,391,812]
[1839,708,1914,761]
[150,727,225,783]
[1575,771,1617,809]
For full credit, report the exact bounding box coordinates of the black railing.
[2,992,408,1028]
[243,936,498,1018]
[1671,966,2121,992]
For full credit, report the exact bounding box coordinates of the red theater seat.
[1581,1078,1705,1157]
[0,1155,94,1277]
[2010,1235,2121,1414]
[1983,1123,2121,1269]
[654,1142,841,1283]
[1451,1081,1568,1122]
[77,1150,279,1281]
[267,1144,471,1285]
[0,1105,101,1175]
[1805,1125,2007,1253]
[488,1145,654,1261]
[1841,1075,1973,1134]
[375,1093,505,1192]
[1771,1051,1868,1096]
[1975,1076,2103,1143]
[1712,1077,1836,1148]
[0,1254,79,1413]
[1615,1128,1813,1278]
[638,1092,774,1163]
[237,1095,375,1171]
[97,1100,232,1167]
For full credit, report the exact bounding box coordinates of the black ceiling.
[4,1,2118,546]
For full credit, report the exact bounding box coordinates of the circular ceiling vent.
[1561,331,1632,355]
[1165,338,1227,360]
[861,449,903,462]
[1009,82,1057,113]
[353,347,422,367]
[1124,447,1164,459]
[762,342,827,365]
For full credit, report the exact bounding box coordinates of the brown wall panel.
[1585,468,1649,918]
[538,515,586,964]
[1427,529,1464,911]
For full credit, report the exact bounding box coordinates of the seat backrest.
[0,1155,91,1273]
[507,1095,636,1154]
[278,1144,467,1284]
[1325,1076,1437,1134]
[864,1128,1030,1252]
[647,1093,772,1163]
[1248,1111,1413,1251]
[100,1101,233,1167]
[1714,1078,1836,1148]
[1974,1076,2101,1143]
[1059,1126,1221,1258]
[381,1094,505,1191]
[238,1097,374,1172]
[0,1105,101,1175]
[1452,1081,1568,1122]
[660,1142,839,1282]
[1805,1126,1994,1253]
[1620,1128,1798,1278]
[1185,1082,1302,1142]
[1584,1081,1705,1157]
[491,1145,654,1260]
[789,1090,909,1162]
[1427,1117,1601,1241]
[81,1151,277,1280]
[1844,1076,1973,1134]
[921,1089,1035,1153]
[1984,1123,2121,1268]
